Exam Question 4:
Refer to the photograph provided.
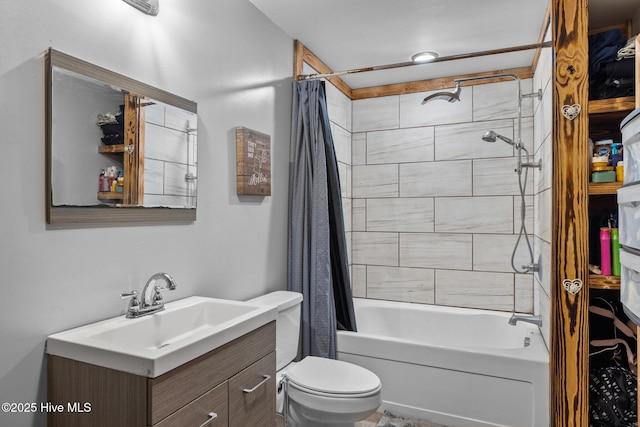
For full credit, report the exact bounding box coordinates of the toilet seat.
[284,356,382,398]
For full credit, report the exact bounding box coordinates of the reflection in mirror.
[45,48,197,224]
[143,101,197,209]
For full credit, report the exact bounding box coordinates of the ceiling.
[249,0,640,90]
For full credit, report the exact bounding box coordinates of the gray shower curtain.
[288,80,356,359]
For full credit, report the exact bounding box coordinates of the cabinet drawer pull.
[243,374,271,393]
[197,411,217,427]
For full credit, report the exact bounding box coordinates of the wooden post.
[551,0,590,425]
[636,35,639,109]
[636,32,639,427]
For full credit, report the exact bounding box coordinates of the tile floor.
[356,412,384,426]
[276,412,445,427]
[275,412,382,426]
[277,411,438,426]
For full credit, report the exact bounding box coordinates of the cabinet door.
[154,382,228,427]
[229,351,276,427]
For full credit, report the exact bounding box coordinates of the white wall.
[0,1,292,426]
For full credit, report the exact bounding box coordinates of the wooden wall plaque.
[236,127,271,196]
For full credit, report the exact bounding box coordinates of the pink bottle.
[600,228,611,276]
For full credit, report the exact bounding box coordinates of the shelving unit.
[96,93,144,206]
[552,0,638,423]
[587,181,623,195]
[98,144,126,154]
[587,96,631,291]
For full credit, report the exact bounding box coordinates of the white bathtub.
[336,298,549,427]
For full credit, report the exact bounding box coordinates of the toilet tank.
[248,291,303,371]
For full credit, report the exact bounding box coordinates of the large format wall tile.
[473,234,532,273]
[366,266,435,304]
[367,127,434,164]
[399,89,473,128]
[435,196,514,233]
[435,270,514,310]
[515,274,534,313]
[352,164,398,198]
[326,83,351,131]
[535,188,552,243]
[400,160,472,197]
[400,233,472,270]
[366,198,434,232]
[352,198,366,232]
[473,157,534,196]
[331,122,352,166]
[435,119,515,161]
[352,132,367,166]
[514,195,534,236]
[351,265,367,298]
[472,79,534,122]
[353,96,399,132]
[352,232,398,266]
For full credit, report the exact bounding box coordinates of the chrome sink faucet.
[120,273,177,318]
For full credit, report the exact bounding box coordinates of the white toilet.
[248,291,382,427]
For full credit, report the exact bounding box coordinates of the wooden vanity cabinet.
[47,322,276,427]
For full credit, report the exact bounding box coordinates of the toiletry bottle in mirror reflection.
[99,169,110,192]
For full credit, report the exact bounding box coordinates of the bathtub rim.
[340,297,549,366]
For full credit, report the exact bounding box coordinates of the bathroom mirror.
[45,48,197,224]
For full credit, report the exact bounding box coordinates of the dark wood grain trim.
[551,0,590,425]
[351,67,533,100]
[293,40,352,99]
[588,96,636,114]
[531,2,552,75]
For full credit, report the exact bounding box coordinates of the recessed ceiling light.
[411,51,439,63]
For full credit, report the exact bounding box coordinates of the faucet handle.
[120,291,138,299]
[120,291,140,310]
[152,286,164,306]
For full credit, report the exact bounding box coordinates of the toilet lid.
[284,356,381,395]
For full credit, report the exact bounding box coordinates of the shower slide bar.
[297,41,552,81]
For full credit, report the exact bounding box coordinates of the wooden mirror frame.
[45,48,197,225]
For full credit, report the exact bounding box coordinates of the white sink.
[46,296,277,378]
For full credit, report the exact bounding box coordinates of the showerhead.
[482,130,516,146]
[421,82,461,104]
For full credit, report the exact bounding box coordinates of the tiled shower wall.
[144,103,198,208]
[533,31,554,344]
[325,61,552,319]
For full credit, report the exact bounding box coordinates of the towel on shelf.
[617,35,637,60]
[589,29,627,76]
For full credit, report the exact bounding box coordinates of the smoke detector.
[122,0,159,15]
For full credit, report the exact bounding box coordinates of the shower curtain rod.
[297,41,552,81]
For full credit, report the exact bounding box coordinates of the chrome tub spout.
[508,313,542,327]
